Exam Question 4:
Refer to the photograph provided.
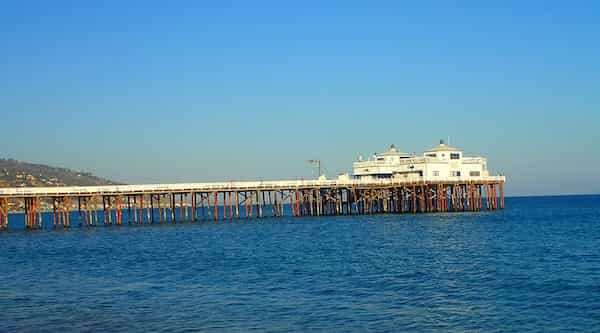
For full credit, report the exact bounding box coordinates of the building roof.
[378,144,410,157]
[425,140,461,152]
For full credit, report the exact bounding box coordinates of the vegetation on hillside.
[0,158,119,187]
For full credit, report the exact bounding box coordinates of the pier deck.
[0,177,505,230]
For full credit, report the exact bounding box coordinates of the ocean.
[1,195,599,332]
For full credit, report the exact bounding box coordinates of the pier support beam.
[235,191,240,219]
[0,198,8,231]
[115,196,123,225]
[24,197,40,229]
[499,182,505,209]
[171,193,176,222]
[191,192,197,222]
[213,192,218,221]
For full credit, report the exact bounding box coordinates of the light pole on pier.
[307,159,321,178]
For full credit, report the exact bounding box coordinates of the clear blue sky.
[1,1,599,196]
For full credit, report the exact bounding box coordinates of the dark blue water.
[1,195,599,332]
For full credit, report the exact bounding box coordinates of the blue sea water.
[1,195,599,332]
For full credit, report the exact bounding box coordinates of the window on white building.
[450,171,461,177]
[450,153,460,160]
[470,171,481,177]
[426,153,437,158]
[433,171,439,176]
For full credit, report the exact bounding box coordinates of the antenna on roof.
[448,136,451,146]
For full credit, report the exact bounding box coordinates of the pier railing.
[0,176,506,198]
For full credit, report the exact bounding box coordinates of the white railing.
[461,157,486,164]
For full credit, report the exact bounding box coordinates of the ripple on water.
[1,196,600,332]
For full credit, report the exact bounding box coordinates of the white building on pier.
[353,140,493,182]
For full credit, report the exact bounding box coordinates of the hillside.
[0,158,120,187]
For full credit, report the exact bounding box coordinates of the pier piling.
[0,179,505,231]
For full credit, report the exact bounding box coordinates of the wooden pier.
[0,177,505,230]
